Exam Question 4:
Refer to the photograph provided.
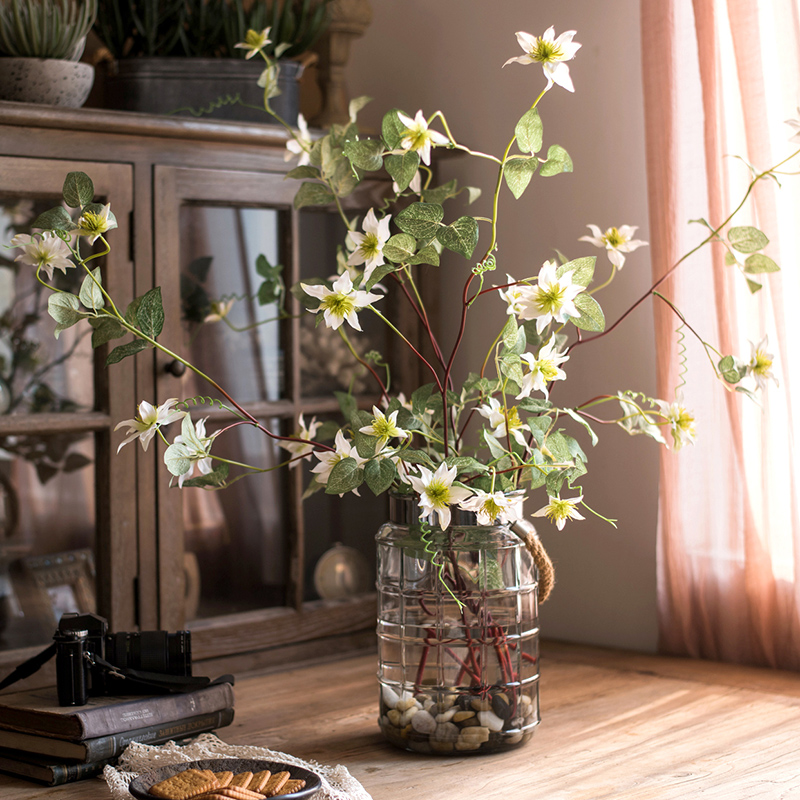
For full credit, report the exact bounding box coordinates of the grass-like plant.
[0,0,98,60]
[94,0,331,60]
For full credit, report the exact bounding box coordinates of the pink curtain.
[642,0,800,668]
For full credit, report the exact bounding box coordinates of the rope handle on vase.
[511,518,555,603]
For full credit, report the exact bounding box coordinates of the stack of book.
[0,682,234,785]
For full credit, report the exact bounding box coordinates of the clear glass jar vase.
[376,494,540,755]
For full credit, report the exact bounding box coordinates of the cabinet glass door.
[0,158,134,674]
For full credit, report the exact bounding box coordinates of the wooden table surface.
[2,640,800,799]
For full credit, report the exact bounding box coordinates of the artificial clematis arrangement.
[8,25,785,537]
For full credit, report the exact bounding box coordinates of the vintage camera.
[54,612,192,706]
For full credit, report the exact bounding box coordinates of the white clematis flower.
[459,489,525,526]
[747,335,779,390]
[172,416,218,488]
[12,232,74,280]
[517,336,569,399]
[579,224,648,269]
[280,413,322,467]
[75,202,117,245]
[396,110,449,166]
[204,299,235,323]
[503,27,582,93]
[516,260,584,334]
[234,27,271,59]
[359,405,409,451]
[655,397,697,450]
[346,209,392,280]
[311,430,367,495]
[498,274,529,316]
[477,397,531,449]
[301,272,382,331]
[114,398,185,453]
[407,462,473,530]
[532,494,585,530]
[285,113,312,166]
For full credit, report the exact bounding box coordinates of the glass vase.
[376,494,540,755]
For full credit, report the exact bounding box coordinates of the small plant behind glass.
[7,25,786,531]
[0,0,97,60]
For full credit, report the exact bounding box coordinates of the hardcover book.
[0,681,234,740]
[0,748,115,786]
[0,706,234,761]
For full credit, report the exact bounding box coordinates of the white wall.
[345,0,660,652]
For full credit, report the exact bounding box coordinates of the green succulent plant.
[94,0,331,60]
[0,0,98,61]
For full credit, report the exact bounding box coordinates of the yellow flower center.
[545,498,575,522]
[426,479,450,507]
[532,38,564,64]
[371,417,398,440]
[534,283,567,315]
[603,227,624,248]
[402,127,432,153]
[672,407,695,433]
[360,232,381,259]
[537,359,560,381]
[482,497,503,520]
[322,292,356,319]
[79,211,108,236]
[752,350,773,376]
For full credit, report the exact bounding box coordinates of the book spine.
[46,758,114,786]
[81,706,235,761]
[76,682,235,739]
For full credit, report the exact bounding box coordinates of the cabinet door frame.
[0,156,135,680]
[153,165,381,667]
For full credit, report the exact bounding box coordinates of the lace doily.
[102,733,373,800]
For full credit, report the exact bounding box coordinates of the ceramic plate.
[128,757,321,800]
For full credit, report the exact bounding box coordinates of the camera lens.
[54,628,89,706]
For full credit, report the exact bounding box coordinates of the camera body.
[53,612,192,706]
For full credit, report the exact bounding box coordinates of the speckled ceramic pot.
[0,58,94,107]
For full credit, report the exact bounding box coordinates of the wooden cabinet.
[0,102,406,681]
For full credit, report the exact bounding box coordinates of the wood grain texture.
[2,641,799,799]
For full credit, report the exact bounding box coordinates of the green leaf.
[438,216,479,259]
[364,458,397,496]
[381,109,408,150]
[570,293,606,332]
[743,253,780,274]
[181,463,230,488]
[62,172,94,208]
[518,397,552,414]
[728,225,769,254]
[421,179,459,205]
[394,202,444,240]
[411,383,435,415]
[343,138,384,172]
[499,353,524,384]
[746,278,763,294]
[482,430,508,460]
[79,267,105,312]
[557,256,596,288]
[47,293,85,338]
[106,339,148,365]
[515,108,544,154]
[164,443,192,477]
[385,151,420,192]
[396,449,434,467]
[503,157,537,199]
[365,263,398,291]
[718,355,746,384]
[501,317,518,349]
[136,287,164,339]
[444,456,488,474]
[407,245,440,266]
[124,296,142,327]
[285,165,321,180]
[348,95,372,121]
[293,181,335,209]
[562,407,599,446]
[335,390,358,421]
[383,233,417,263]
[32,206,75,232]
[539,144,573,177]
[89,316,126,348]
[326,457,364,495]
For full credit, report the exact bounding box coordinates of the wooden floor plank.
[1,643,799,799]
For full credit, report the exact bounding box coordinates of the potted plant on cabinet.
[0,0,97,107]
[94,0,331,124]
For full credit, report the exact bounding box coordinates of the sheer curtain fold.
[642,0,800,669]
